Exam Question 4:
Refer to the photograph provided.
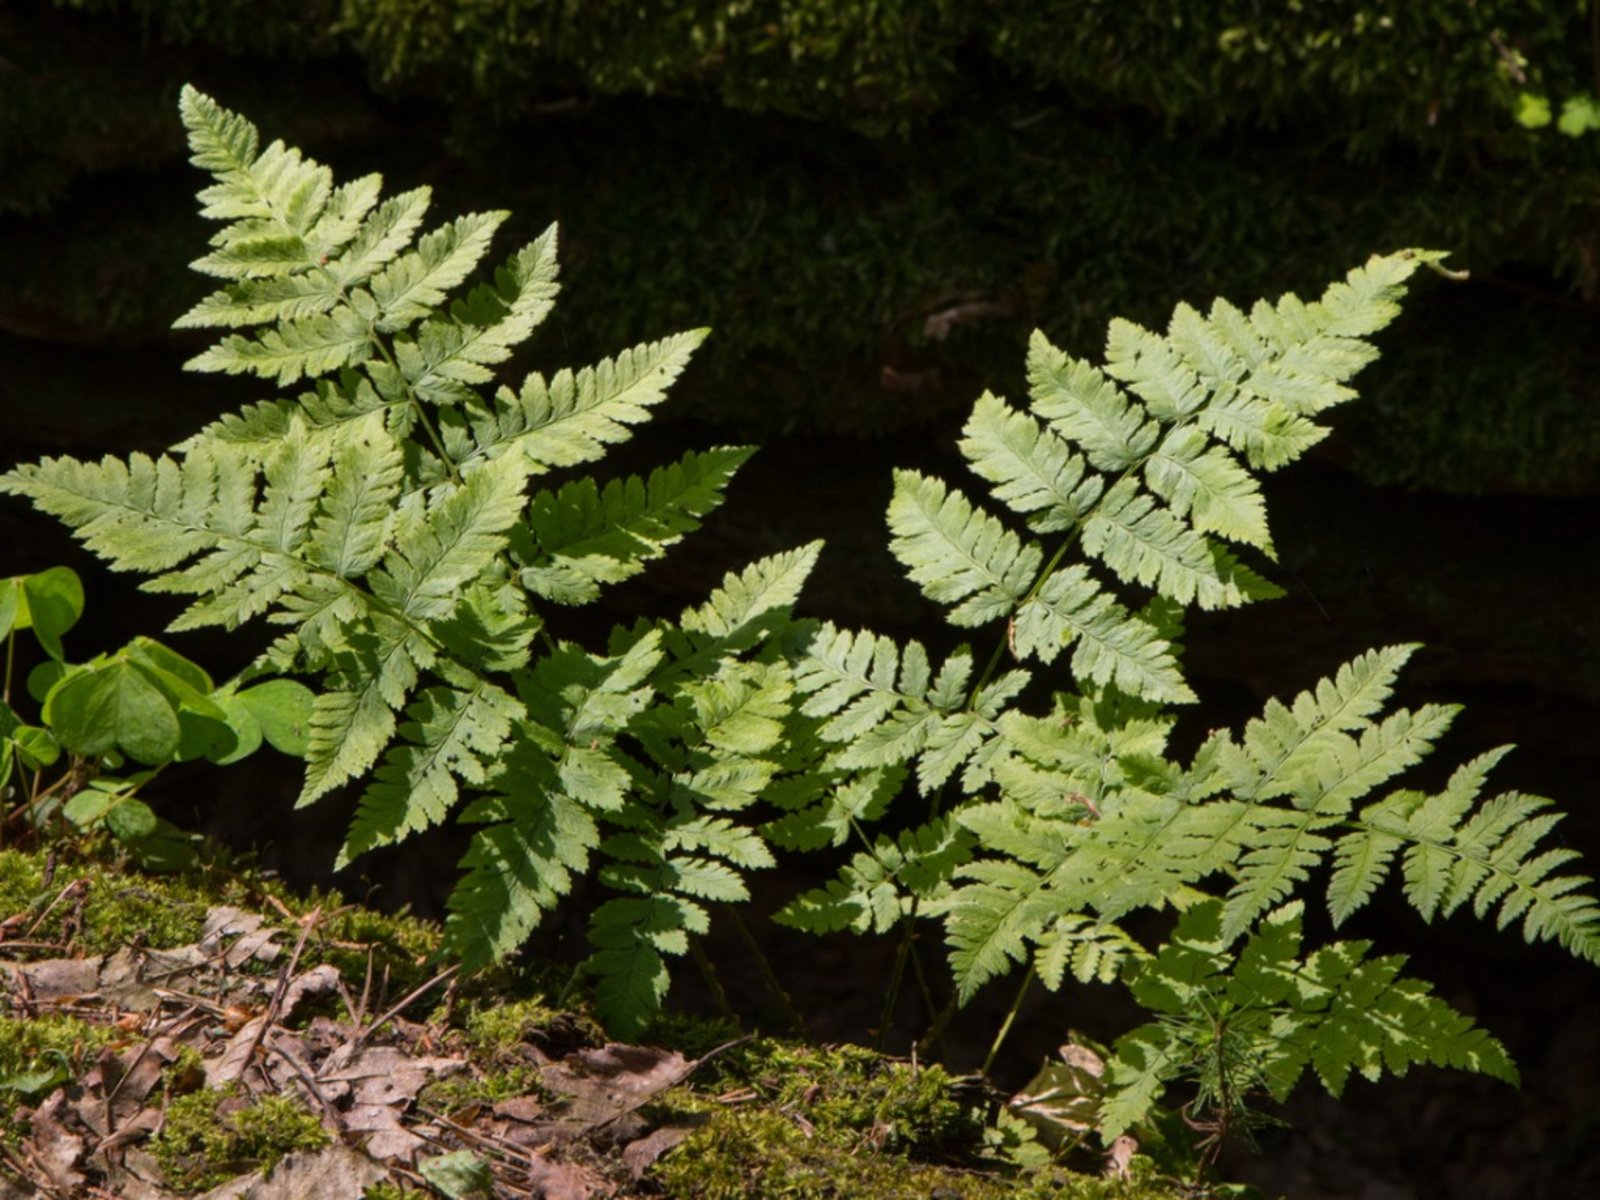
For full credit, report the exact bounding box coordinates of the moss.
[707,1041,978,1156]
[419,1064,544,1114]
[652,1108,1185,1200]
[150,1087,329,1193]
[0,1014,119,1140]
[459,996,602,1057]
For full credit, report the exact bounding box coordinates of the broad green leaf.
[20,567,84,660]
[237,679,316,756]
[44,660,183,765]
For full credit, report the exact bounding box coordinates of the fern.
[777,250,1600,1150]
[1101,900,1517,1139]
[0,87,819,1038]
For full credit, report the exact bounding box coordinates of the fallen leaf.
[622,1118,706,1179]
[196,1144,388,1199]
[200,907,282,968]
[24,1091,87,1192]
[525,1152,596,1200]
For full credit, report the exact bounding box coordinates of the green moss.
[706,1041,977,1155]
[419,1064,544,1114]
[150,1087,328,1193]
[460,997,601,1056]
[653,1108,1184,1200]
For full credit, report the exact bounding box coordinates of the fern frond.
[515,447,753,605]
[445,778,601,970]
[367,448,533,623]
[1101,900,1515,1138]
[1080,478,1277,610]
[1209,644,1421,801]
[185,305,374,386]
[1013,565,1193,702]
[678,541,822,649]
[395,226,561,406]
[308,417,405,578]
[958,392,1103,533]
[338,676,521,865]
[1331,750,1600,963]
[457,331,707,472]
[1035,914,1146,988]
[1143,424,1272,555]
[889,470,1041,627]
[1027,333,1159,472]
[368,211,509,329]
[945,859,1059,1001]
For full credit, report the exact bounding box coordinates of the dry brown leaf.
[199,907,283,969]
[621,1118,706,1180]
[525,1152,599,1200]
[1104,1133,1137,1180]
[24,1091,87,1192]
[195,1143,388,1199]
[12,955,100,1001]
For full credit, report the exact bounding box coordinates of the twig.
[347,964,459,1051]
[235,905,322,1087]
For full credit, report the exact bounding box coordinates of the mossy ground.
[0,841,1195,1198]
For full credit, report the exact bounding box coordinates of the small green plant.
[774,250,1600,1151]
[0,566,312,867]
[0,88,834,1036]
[3,87,1596,1181]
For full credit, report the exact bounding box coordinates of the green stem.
[690,936,739,1028]
[916,991,961,1061]
[2,627,14,706]
[875,899,920,1051]
[728,908,808,1038]
[365,331,461,485]
[982,967,1034,1076]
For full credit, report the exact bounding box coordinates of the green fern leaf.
[679,541,822,646]
[1080,478,1275,610]
[1143,424,1272,554]
[396,226,561,406]
[1213,644,1420,801]
[445,781,600,970]
[1013,565,1193,702]
[1027,332,1159,472]
[185,306,374,386]
[338,676,520,865]
[457,331,707,472]
[958,392,1103,533]
[1035,914,1146,988]
[368,211,508,329]
[889,470,1040,627]
[368,449,532,623]
[1104,317,1208,421]
[308,417,405,578]
[515,447,752,605]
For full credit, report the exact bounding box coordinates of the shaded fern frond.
[514,447,753,605]
[1101,900,1516,1138]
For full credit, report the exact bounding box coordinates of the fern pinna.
[0,88,829,1035]
[780,252,1600,1133]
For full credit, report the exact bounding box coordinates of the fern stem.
[364,329,461,485]
[907,936,950,1060]
[875,900,921,1051]
[981,967,1034,1077]
[727,908,807,1037]
[689,936,739,1028]
[916,991,962,1062]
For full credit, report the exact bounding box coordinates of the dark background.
[2,4,1598,1196]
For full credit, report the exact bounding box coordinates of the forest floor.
[0,839,1192,1200]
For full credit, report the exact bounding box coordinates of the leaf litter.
[0,897,728,1198]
